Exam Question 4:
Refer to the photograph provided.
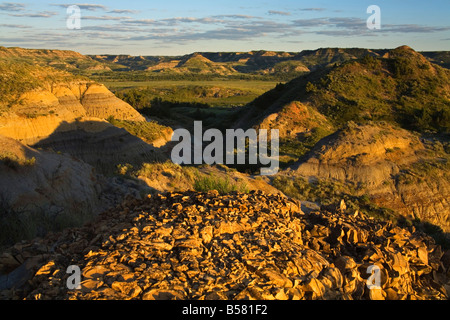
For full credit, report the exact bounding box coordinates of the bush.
[306,81,318,93]
[0,152,36,170]
[116,163,133,175]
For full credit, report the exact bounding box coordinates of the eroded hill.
[0,135,147,246]
[287,122,450,232]
[234,46,450,233]
[238,46,450,134]
[89,48,450,78]
[0,47,172,245]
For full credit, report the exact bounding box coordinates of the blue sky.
[0,0,449,55]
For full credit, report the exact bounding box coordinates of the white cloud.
[83,15,131,21]
[50,3,107,11]
[10,11,58,18]
[268,10,291,16]
[108,9,139,14]
[0,23,30,28]
[0,2,25,12]
[299,8,326,12]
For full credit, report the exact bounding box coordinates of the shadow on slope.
[32,119,169,175]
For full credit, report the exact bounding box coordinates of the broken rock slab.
[0,190,448,300]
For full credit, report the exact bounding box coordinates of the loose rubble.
[0,190,449,300]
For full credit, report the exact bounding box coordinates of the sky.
[0,0,449,55]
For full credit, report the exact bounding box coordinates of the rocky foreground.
[1,191,449,300]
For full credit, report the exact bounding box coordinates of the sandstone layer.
[256,101,332,139]
[0,191,448,300]
[289,123,450,232]
[0,82,145,145]
[80,84,145,122]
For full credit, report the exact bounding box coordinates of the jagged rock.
[0,191,448,300]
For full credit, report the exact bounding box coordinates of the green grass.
[106,116,171,143]
[251,51,450,134]
[107,80,278,108]
[135,161,189,179]
[118,160,250,195]
[311,56,450,132]
[193,173,249,194]
[104,80,277,90]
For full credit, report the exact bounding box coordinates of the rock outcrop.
[0,191,448,300]
[0,81,145,145]
[289,122,450,232]
[256,101,332,139]
[80,84,145,122]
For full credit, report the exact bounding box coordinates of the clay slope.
[0,53,157,171]
[291,122,423,185]
[0,135,100,219]
[0,113,167,175]
[80,83,145,121]
[0,84,145,145]
[1,48,145,130]
[288,122,450,232]
[32,119,167,174]
[0,191,448,300]
[0,135,143,245]
[253,100,333,139]
[13,82,145,121]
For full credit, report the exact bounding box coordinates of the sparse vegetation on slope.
[193,173,249,194]
[0,152,36,169]
[247,46,450,133]
[0,59,83,111]
[309,48,450,132]
[106,116,172,144]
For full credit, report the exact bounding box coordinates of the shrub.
[306,81,318,93]
[0,152,36,169]
[117,163,133,175]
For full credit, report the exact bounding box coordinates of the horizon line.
[3,44,444,57]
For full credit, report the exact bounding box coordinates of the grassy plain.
[103,79,279,107]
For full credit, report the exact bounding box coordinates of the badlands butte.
[0,45,449,300]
